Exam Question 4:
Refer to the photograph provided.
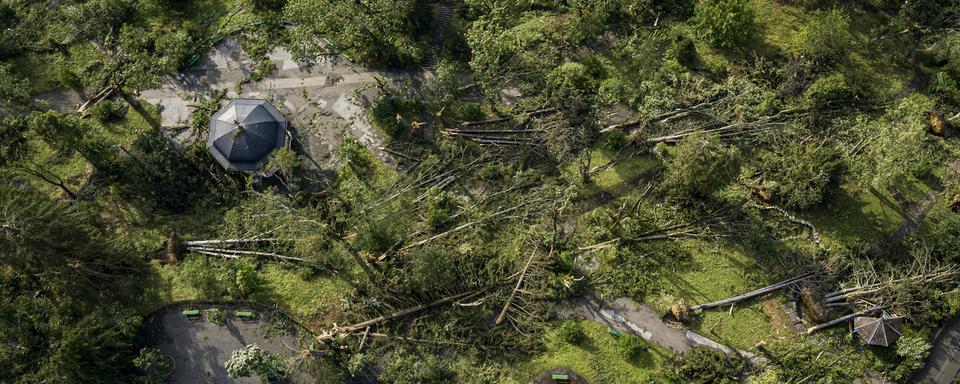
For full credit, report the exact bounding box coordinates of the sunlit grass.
[508,320,669,384]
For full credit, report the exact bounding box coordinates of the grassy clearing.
[564,148,657,197]
[648,239,787,350]
[804,184,904,245]
[146,261,350,322]
[508,320,669,384]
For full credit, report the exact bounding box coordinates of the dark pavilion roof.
[854,312,905,347]
[207,99,288,172]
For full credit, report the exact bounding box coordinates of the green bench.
[182,309,200,317]
[551,374,570,381]
[607,326,622,337]
[235,310,255,319]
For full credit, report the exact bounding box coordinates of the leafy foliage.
[133,347,174,384]
[663,133,742,199]
[671,347,745,383]
[694,0,756,48]
[225,344,287,382]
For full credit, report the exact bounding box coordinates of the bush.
[792,9,852,66]
[755,143,842,210]
[206,307,226,325]
[672,347,745,383]
[423,187,457,231]
[179,257,223,299]
[930,214,960,264]
[133,347,174,384]
[891,333,932,380]
[669,35,699,68]
[663,133,741,199]
[225,344,286,381]
[556,320,586,345]
[371,96,422,138]
[804,73,858,108]
[379,350,454,384]
[694,0,756,48]
[617,334,648,360]
[221,260,261,300]
[90,99,129,122]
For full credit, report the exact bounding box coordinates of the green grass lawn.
[507,320,670,384]
[147,261,350,323]
[648,239,788,350]
[804,184,905,246]
[564,147,658,198]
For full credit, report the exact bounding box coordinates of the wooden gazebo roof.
[854,312,904,347]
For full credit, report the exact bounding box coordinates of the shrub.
[755,143,842,210]
[804,73,858,108]
[423,187,457,231]
[371,96,422,138]
[617,334,648,360]
[663,133,741,199]
[379,350,454,384]
[891,333,932,380]
[206,307,226,325]
[90,99,129,122]
[672,347,745,383]
[694,0,756,48]
[225,344,286,381]
[792,9,852,66]
[133,347,174,384]
[930,214,960,264]
[179,257,223,299]
[222,260,261,300]
[669,35,699,68]
[556,320,586,345]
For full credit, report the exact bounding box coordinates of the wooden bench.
[607,326,622,337]
[551,374,570,382]
[235,311,255,319]
[182,309,201,317]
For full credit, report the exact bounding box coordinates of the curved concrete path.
[557,296,765,365]
[911,315,960,384]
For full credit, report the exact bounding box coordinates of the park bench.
[607,326,622,337]
[182,309,200,318]
[235,310,255,319]
[551,373,570,382]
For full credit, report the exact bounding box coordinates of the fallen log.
[495,248,539,325]
[316,290,479,342]
[804,305,884,334]
[690,272,815,311]
[187,246,304,262]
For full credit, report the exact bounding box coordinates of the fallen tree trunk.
[804,305,884,334]
[186,246,304,262]
[690,272,815,311]
[495,248,539,325]
[317,290,479,342]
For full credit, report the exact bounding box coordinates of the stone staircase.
[422,3,455,69]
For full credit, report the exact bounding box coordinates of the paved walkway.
[558,296,765,365]
[143,306,311,383]
[911,315,960,384]
[35,38,395,169]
